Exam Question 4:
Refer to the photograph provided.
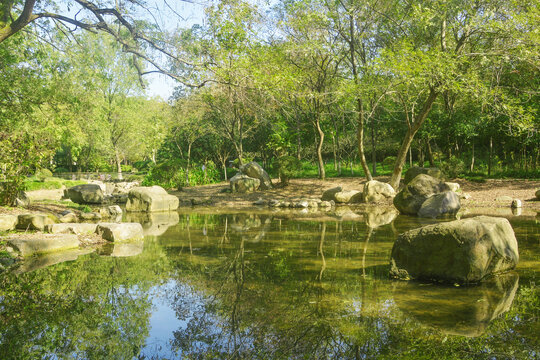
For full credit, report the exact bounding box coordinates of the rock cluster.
[393,174,460,218]
[230,162,272,193]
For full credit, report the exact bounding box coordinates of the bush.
[120,164,132,172]
[441,156,466,178]
[382,156,396,169]
[53,167,69,173]
[133,160,152,172]
[142,161,221,189]
[277,156,302,185]
[35,168,53,181]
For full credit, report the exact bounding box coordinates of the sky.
[143,0,207,100]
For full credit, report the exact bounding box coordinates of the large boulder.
[230,174,260,193]
[95,223,144,242]
[321,186,362,204]
[321,187,342,201]
[46,223,98,235]
[7,234,79,257]
[0,214,18,231]
[239,162,273,190]
[417,191,461,218]
[17,214,55,231]
[126,186,179,212]
[65,184,104,204]
[393,174,454,216]
[334,190,363,204]
[390,216,519,284]
[404,166,443,185]
[363,180,396,203]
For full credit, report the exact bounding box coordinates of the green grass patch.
[24,177,87,191]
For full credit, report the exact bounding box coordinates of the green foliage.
[441,156,466,179]
[34,169,53,181]
[277,156,302,185]
[383,156,397,169]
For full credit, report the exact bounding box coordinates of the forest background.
[0,0,538,205]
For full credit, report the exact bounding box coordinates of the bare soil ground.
[171,176,540,214]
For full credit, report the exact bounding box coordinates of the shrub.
[35,168,53,181]
[441,156,466,178]
[277,156,302,185]
[382,156,396,169]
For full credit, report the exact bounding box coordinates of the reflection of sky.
[142,280,187,358]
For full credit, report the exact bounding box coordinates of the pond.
[0,209,538,359]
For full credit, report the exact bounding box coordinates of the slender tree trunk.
[315,114,325,180]
[371,119,377,176]
[409,147,413,167]
[222,160,228,181]
[470,141,475,172]
[186,142,192,185]
[115,148,123,180]
[390,89,438,190]
[356,98,373,181]
[488,136,493,176]
[332,134,338,171]
[426,139,435,167]
[296,116,301,161]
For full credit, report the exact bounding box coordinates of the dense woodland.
[0,0,538,204]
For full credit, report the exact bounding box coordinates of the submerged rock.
[393,272,519,337]
[390,216,519,284]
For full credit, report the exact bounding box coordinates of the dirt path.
[171,177,540,214]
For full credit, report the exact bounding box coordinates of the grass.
[24,177,87,191]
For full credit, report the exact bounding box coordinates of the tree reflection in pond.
[0,211,538,359]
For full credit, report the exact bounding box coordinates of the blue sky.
[144,0,207,100]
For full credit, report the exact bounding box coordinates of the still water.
[0,209,539,359]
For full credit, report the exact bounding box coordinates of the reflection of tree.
[0,244,171,359]
[160,214,539,359]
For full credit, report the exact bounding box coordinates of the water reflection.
[393,273,519,337]
[125,211,180,236]
[1,210,539,359]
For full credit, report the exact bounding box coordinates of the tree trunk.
[222,162,228,181]
[390,89,438,190]
[315,115,325,180]
[186,142,192,185]
[115,148,123,180]
[418,143,424,167]
[0,0,36,43]
[470,141,475,172]
[488,136,493,176]
[426,139,435,167]
[409,146,413,167]
[332,134,338,171]
[356,98,373,181]
[371,119,377,176]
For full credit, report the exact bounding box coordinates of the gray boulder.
[0,214,18,231]
[404,166,443,185]
[393,174,452,216]
[126,186,179,212]
[511,199,522,208]
[7,234,79,257]
[65,184,104,204]
[17,214,55,231]
[230,174,260,193]
[445,182,461,192]
[363,180,396,203]
[417,191,461,218]
[321,187,362,204]
[321,187,342,201]
[239,161,273,190]
[334,190,363,204]
[390,216,519,284]
[58,212,78,223]
[96,222,144,242]
[80,212,102,221]
[46,223,98,235]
